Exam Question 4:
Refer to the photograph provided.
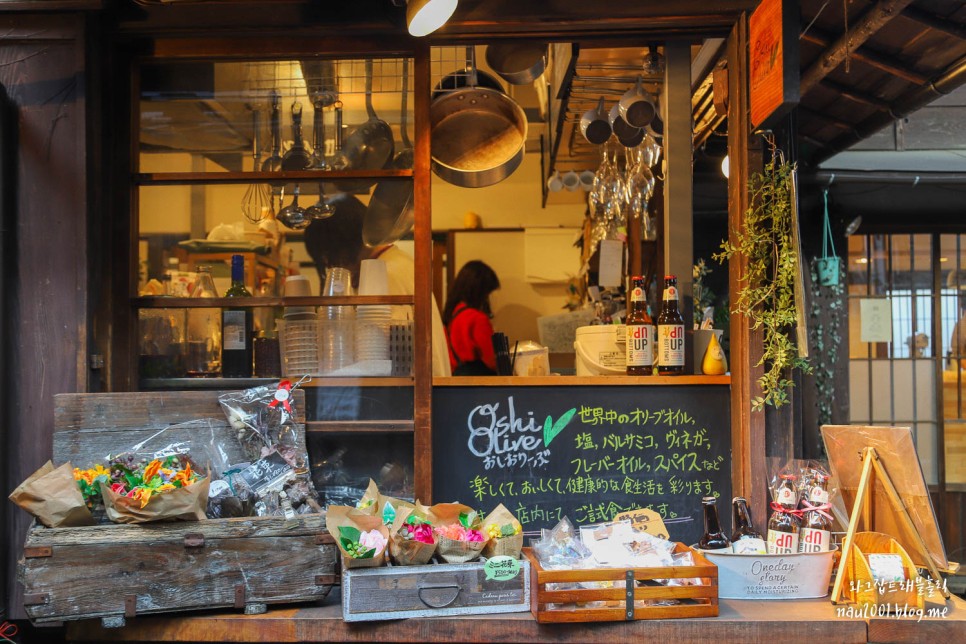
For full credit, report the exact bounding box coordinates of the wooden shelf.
[140,377,413,390]
[306,420,414,433]
[301,377,413,387]
[135,295,414,308]
[135,169,413,185]
[433,375,732,386]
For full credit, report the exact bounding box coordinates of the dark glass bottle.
[698,496,731,550]
[767,474,801,554]
[731,496,767,554]
[625,275,654,375]
[221,254,253,377]
[657,275,685,375]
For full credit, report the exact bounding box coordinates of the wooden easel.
[831,447,952,603]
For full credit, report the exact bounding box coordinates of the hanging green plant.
[809,256,844,426]
[714,140,811,410]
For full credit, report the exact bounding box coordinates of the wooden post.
[727,16,767,520]
[413,43,434,502]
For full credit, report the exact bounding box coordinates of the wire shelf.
[241,57,413,102]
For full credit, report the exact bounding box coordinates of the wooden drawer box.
[18,390,338,627]
[524,544,718,623]
[342,558,532,622]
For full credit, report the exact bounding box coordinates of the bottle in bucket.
[731,496,766,554]
[698,496,731,550]
[767,473,801,554]
[800,473,832,553]
[657,275,684,375]
[625,275,654,375]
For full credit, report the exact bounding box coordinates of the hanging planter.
[815,189,842,286]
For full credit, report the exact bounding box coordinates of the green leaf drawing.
[543,407,577,446]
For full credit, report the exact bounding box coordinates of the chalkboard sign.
[432,385,731,546]
[240,451,294,494]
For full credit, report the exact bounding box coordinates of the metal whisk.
[242,107,273,224]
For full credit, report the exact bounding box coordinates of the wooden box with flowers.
[18,389,338,627]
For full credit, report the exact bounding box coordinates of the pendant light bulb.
[721,155,730,179]
[407,0,458,37]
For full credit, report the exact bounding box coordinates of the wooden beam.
[800,0,922,94]
[900,6,966,41]
[819,79,892,112]
[798,106,861,134]
[801,30,927,85]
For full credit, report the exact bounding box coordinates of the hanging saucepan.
[430,49,528,188]
[364,58,415,248]
[337,59,394,191]
[484,42,547,86]
[432,67,503,100]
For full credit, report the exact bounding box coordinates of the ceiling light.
[720,155,729,179]
[855,257,868,264]
[940,257,948,263]
[407,0,458,37]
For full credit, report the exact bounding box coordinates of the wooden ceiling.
[797,0,966,166]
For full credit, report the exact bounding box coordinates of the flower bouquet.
[98,454,209,524]
[432,503,489,564]
[8,461,95,528]
[389,505,437,566]
[482,503,524,558]
[326,505,389,569]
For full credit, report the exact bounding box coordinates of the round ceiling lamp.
[407,0,458,37]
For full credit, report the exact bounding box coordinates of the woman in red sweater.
[443,261,501,375]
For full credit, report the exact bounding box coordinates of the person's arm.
[469,313,497,371]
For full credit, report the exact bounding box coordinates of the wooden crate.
[18,390,338,627]
[342,558,531,622]
[524,544,718,623]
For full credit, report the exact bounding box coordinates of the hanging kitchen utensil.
[484,42,548,86]
[618,75,657,128]
[608,102,641,145]
[337,59,394,178]
[277,185,309,230]
[580,97,612,146]
[306,95,335,220]
[242,107,272,223]
[430,47,528,188]
[432,67,504,100]
[364,58,414,247]
[282,101,312,171]
[261,90,283,172]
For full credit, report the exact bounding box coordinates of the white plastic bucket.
[699,547,837,599]
[574,325,626,376]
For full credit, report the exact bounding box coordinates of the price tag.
[239,452,294,495]
[614,508,670,539]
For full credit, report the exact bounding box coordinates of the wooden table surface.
[64,594,966,643]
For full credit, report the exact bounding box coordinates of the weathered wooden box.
[18,390,338,627]
[342,558,531,621]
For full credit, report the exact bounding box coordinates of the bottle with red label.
[657,275,685,375]
[767,473,801,554]
[799,473,832,552]
[625,276,654,375]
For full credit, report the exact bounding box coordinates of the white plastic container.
[574,325,626,376]
[698,548,836,599]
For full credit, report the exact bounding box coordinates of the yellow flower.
[143,460,162,483]
[131,487,153,508]
[156,483,176,492]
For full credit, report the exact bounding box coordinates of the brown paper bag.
[431,502,488,564]
[482,503,524,558]
[355,479,381,516]
[326,505,389,569]
[389,507,437,566]
[100,478,209,524]
[8,461,95,528]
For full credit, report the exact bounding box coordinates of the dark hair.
[303,192,366,286]
[443,260,500,324]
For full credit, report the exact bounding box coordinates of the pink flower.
[110,483,126,495]
[412,523,435,544]
[465,529,485,542]
[359,529,387,553]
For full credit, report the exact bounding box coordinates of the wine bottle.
[221,254,253,377]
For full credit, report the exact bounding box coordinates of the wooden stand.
[831,447,950,604]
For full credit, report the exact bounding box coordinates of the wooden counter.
[64,594,966,642]
[434,375,731,386]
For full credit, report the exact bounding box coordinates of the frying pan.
[338,59,394,178]
[430,49,528,188]
[364,59,415,248]
[484,42,547,86]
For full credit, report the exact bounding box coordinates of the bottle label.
[732,537,767,555]
[767,529,799,554]
[626,324,654,367]
[223,310,247,350]
[630,285,645,302]
[658,324,685,366]
[809,487,829,505]
[799,528,830,553]
[663,286,678,301]
[777,486,797,505]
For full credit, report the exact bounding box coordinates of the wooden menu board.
[432,385,731,546]
[749,0,800,129]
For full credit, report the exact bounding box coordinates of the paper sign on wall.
[598,239,624,288]
[859,298,893,343]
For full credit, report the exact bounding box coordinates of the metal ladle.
[305,95,335,220]
[277,185,309,230]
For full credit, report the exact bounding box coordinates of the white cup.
[580,97,612,145]
[547,170,564,192]
[579,170,595,191]
[562,171,580,192]
[284,274,312,297]
[618,75,657,128]
[358,259,389,296]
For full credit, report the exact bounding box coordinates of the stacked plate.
[354,306,391,362]
[278,318,319,376]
